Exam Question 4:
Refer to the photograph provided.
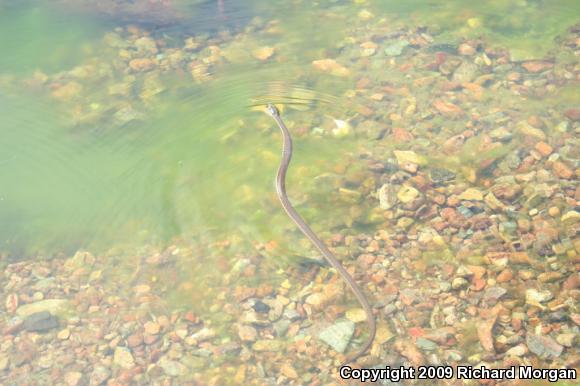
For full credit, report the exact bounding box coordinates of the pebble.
[482,286,507,303]
[556,333,576,347]
[384,39,410,56]
[458,43,476,56]
[397,185,420,203]
[280,363,299,379]
[253,46,275,61]
[378,183,397,210]
[144,321,161,335]
[113,347,135,368]
[345,308,367,323]
[521,61,553,73]
[238,325,258,342]
[252,340,285,352]
[158,356,186,377]
[318,320,355,353]
[458,188,484,201]
[451,277,469,290]
[452,61,478,83]
[526,334,563,359]
[416,338,438,351]
[311,59,350,77]
[23,311,59,332]
[552,161,573,179]
[505,344,528,357]
[393,150,426,166]
[58,328,71,340]
[89,366,111,386]
[64,371,84,386]
[16,299,71,318]
[477,316,497,352]
[526,289,553,307]
[430,168,455,184]
[0,354,9,371]
[129,58,155,72]
[534,141,553,156]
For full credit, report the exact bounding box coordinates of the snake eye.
[266,104,279,116]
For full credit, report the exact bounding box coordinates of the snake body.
[266,103,376,365]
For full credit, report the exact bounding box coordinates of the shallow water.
[0,0,578,384]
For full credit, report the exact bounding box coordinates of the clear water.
[0,0,578,383]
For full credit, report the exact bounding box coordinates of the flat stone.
[556,333,576,347]
[345,308,367,323]
[526,289,553,307]
[526,334,563,359]
[158,356,186,377]
[458,188,484,201]
[144,321,160,335]
[378,183,397,210]
[430,168,455,184]
[0,354,9,371]
[113,347,135,368]
[482,287,507,303]
[64,371,84,386]
[318,319,355,353]
[252,340,285,352]
[238,325,258,342]
[416,338,438,350]
[394,150,426,166]
[16,299,71,318]
[505,344,528,357]
[384,39,410,56]
[89,365,111,386]
[397,185,420,204]
[23,311,58,332]
[452,61,478,83]
[57,328,71,340]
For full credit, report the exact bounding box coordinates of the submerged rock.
[430,168,455,184]
[384,39,410,56]
[318,319,355,353]
[23,311,59,332]
[526,334,563,359]
[16,299,72,318]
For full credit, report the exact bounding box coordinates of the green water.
[0,0,577,295]
[0,0,578,382]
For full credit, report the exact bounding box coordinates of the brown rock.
[5,293,18,314]
[392,127,414,142]
[144,321,160,335]
[127,334,143,348]
[521,61,553,73]
[458,43,476,56]
[552,161,573,179]
[564,108,580,121]
[534,141,553,156]
[237,325,258,342]
[496,269,513,283]
[507,72,521,82]
[443,134,466,153]
[280,363,298,379]
[537,272,563,283]
[252,46,275,61]
[143,334,159,345]
[562,274,580,290]
[477,315,497,352]
[129,58,155,72]
[510,252,533,265]
[394,340,424,366]
[433,99,464,118]
[312,59,350,77]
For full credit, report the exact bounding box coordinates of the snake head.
[266,103,280,117]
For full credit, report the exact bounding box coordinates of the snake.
[266,103,376,366]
